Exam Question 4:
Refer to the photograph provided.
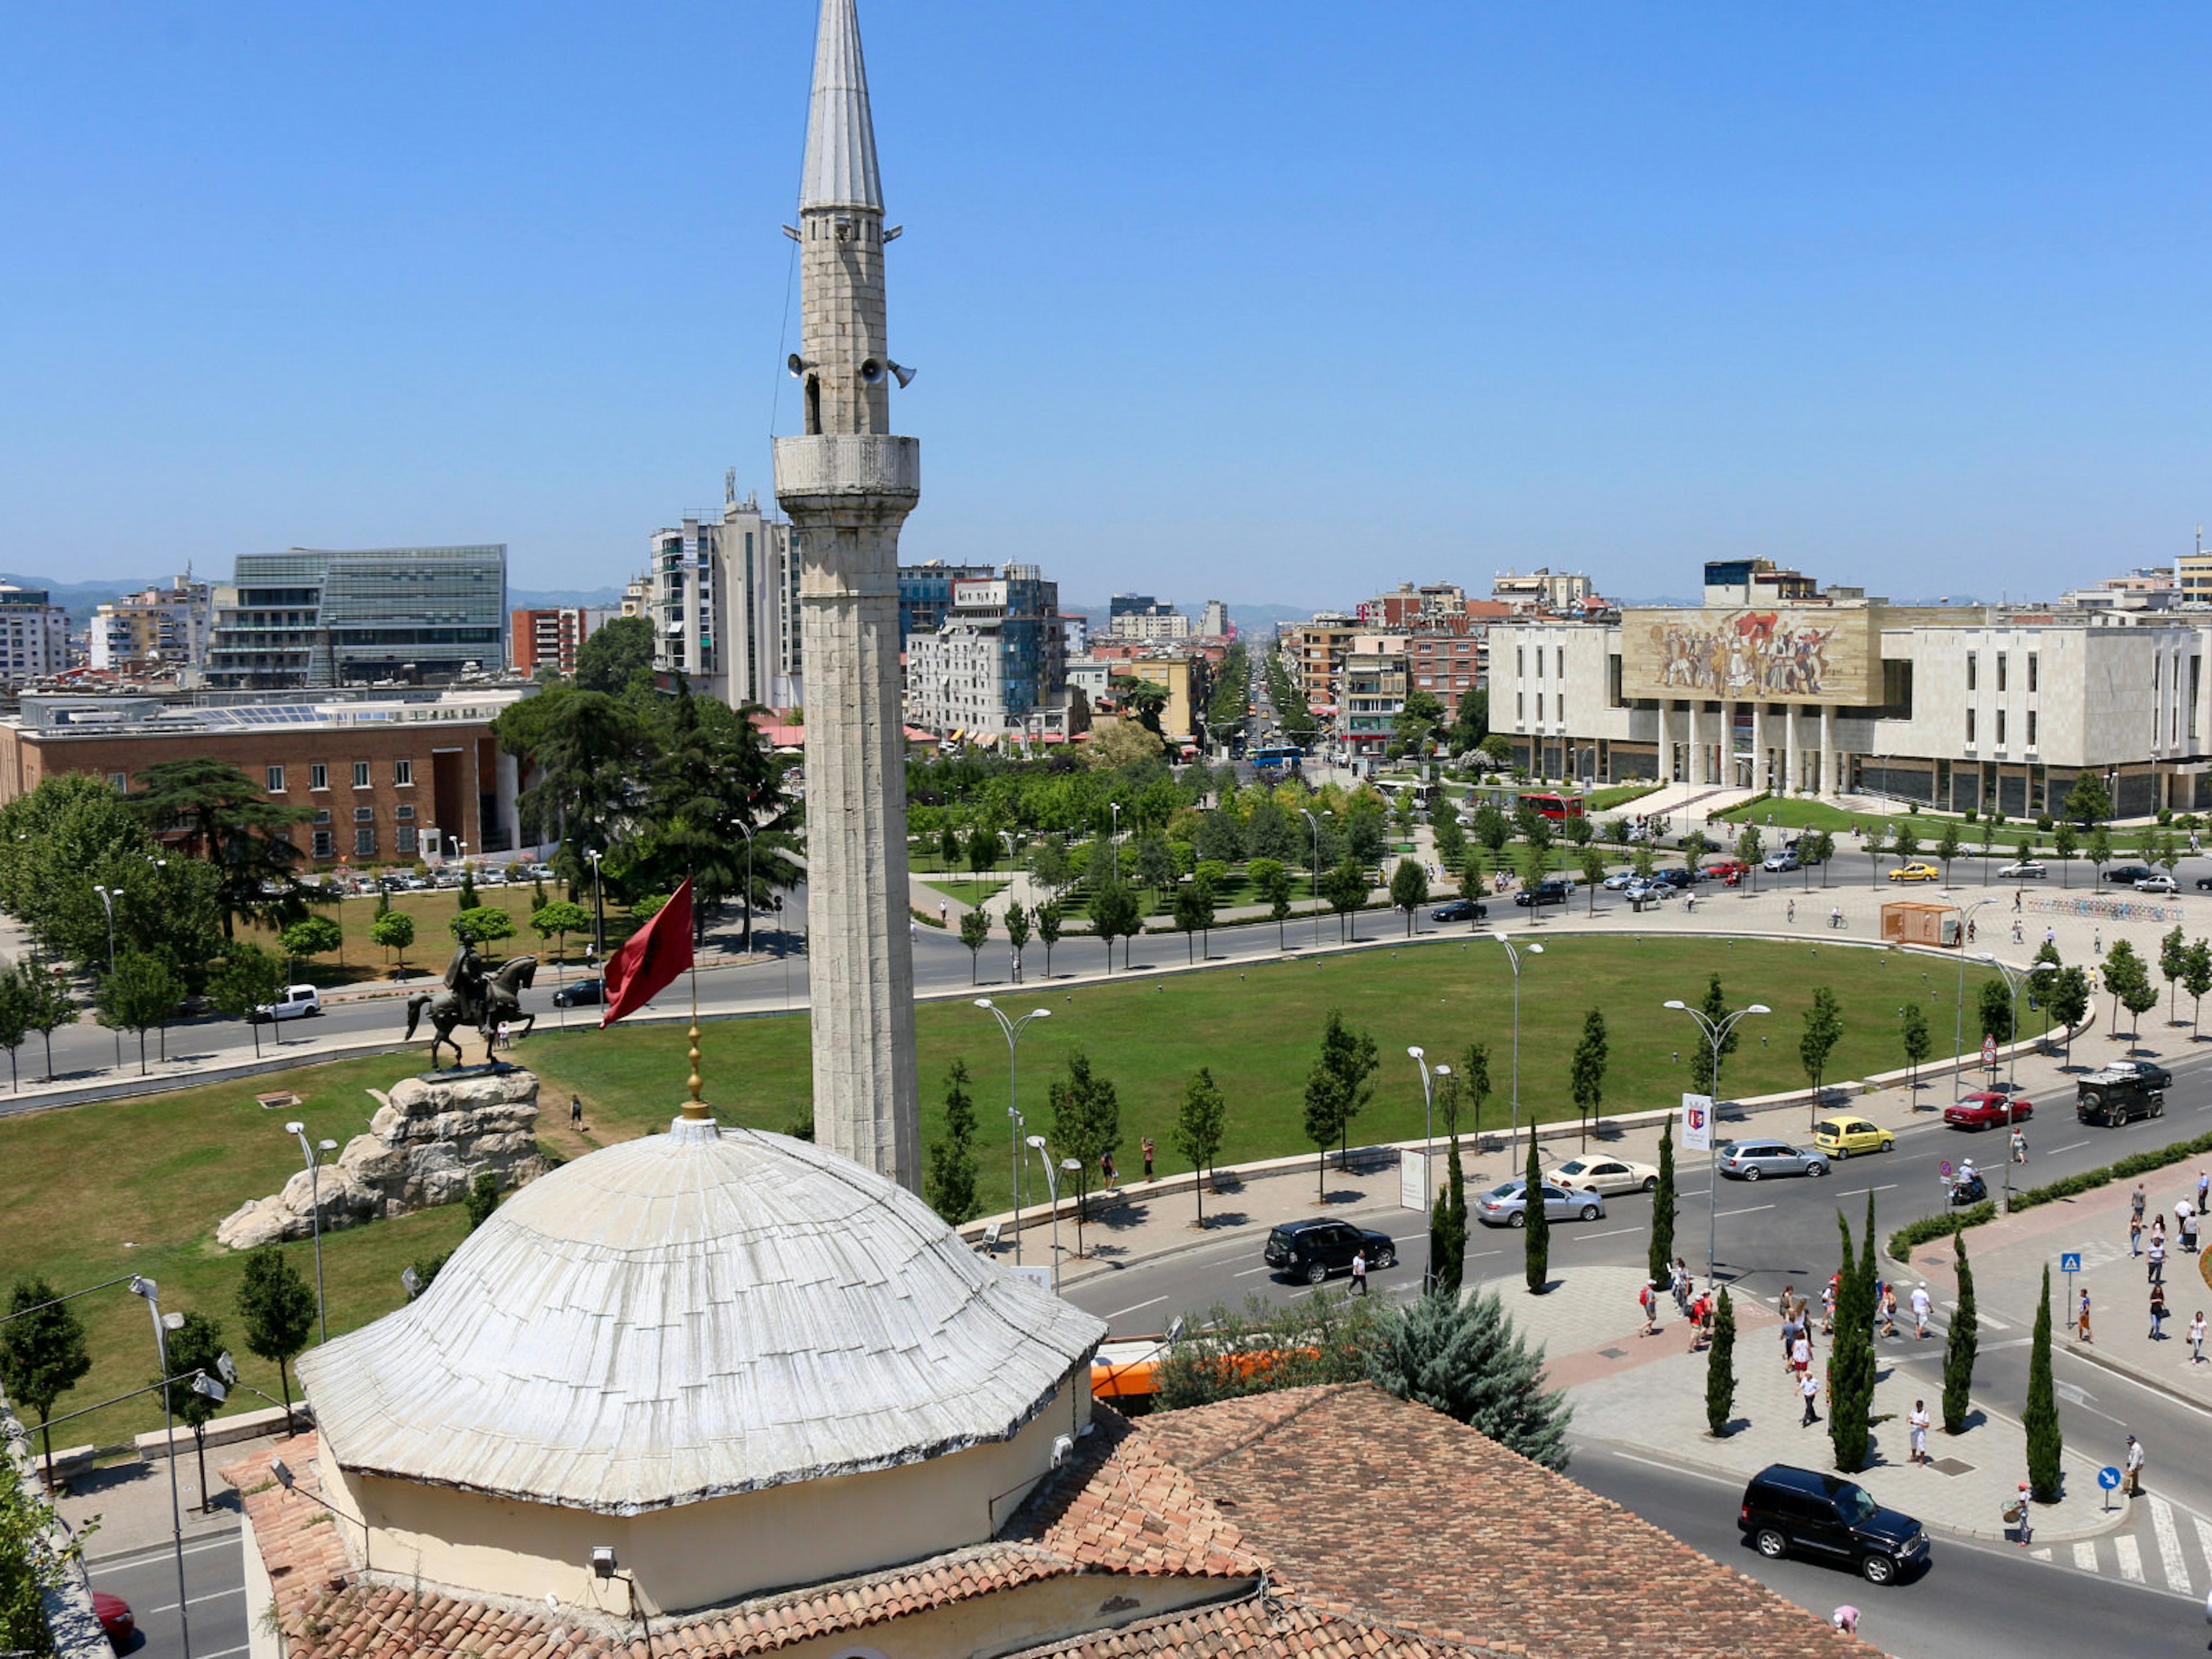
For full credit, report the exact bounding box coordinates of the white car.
[1545,1156,1660,1195]
[1998,860,2047,880]
[252,985,323,1023]
[2136,874,2179,895]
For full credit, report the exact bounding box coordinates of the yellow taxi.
[1886,862,1941,883]
[1812,1116,1895,1159]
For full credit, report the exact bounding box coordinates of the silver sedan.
[1474,1180,1607,1228]
[1717,1141,1830,1181]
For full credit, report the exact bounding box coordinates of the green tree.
[1522,1137,1550,1294]
[1389,857,1429,936]
[1733,823,1763,892]
[1942,1231,1978,1435]
[926,1059,982,1226]
[1578,844,1607,914]
[1003,902,1031,981]
[1432,809,1467,874]
[127,757,317,941]
[2184,940,2212,1039]
[1469,803,1512,868]
[97,949,182,1074]
[2027,939,2063,1041]
[2063,770,2113,827]
[1569,1007,1608,1148]
[2086,825,2114,888]
[0,970,28,1093]
[2024,1263,2063,1501]
[455,868,480,911]
[464,1171,501,1230]
[1888,820,1921,881]
[1132,831,1176,911]
[1648,1118,1676,1288]
[1806,828,1835,889]
[208,943,287,1059]
[1321,856,1369,942]
[1366,1286,1571,1468]
[1173,1067,1228,1228]
[158,1309,228,1514]
[369,907,418,976]
[1826,1201,1878,1472]
[234,1247,316,1429]
[2161,925,2190,1024]
[1934,820,1964,885]
[1154,1289,1385,1410]
[1302,1009,1378,1200]
[2051,965,2092,1064]
[1172,881,1209,963]
[1085,879,1139,972]
[529,899,590,965]
[1250,857,1293,949]
[1036,899,1065,978]
[2102,938,2150,1036]
[449,905,517,954]
[1428,1076,1467,1300]
[2052,819,2079,887]
[16,967,74,1082]
[1048,1050,1122,1256]
[572,613,653,692]
[504,688,649,894]
[1978,978,2015,1052]
[965,825,1005,878]
[958,908,991,984]
[279,913,344,979]
[1681,828,1710,877]
[1705,1287,1737,1437]
[1900,999,1931,1097]
[0,1277,92,1485]
[1459,1041,1493,1147]
[1687,974,1739,1097]
[937,821,962,870]
[1,1431,91,1649]
[1798,986,1844,1128]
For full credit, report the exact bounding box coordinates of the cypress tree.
[1648,1118,1677,1289]
[926,1059,982,1226]
[1942,1231,1978,1435]
[1827,1205,1877,1472]
[2025,1263,2063,1501]
[1522,1136,1550,1294]
[1705,1287,1737,1437]
[1429,1119,1467,1302]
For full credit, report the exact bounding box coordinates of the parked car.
[1654,868,1697,889]
[2198,875,2212,892]
[1944,1091,2033,1131]
[2135,874,2179,895]
[1430,898,1487,923]
[1602,872,1640,891]
[1887,862,1941,883]
[1514,880,1571,908]
[1706,859,1748,884]
[551,976,604,1009]
[1738,1464,1929,1585]
[1624,879,1672,903]
[1762,851,1801,873]
[1717,1141,1830,1180]
[1474,1179,1606,1227]
[92,1591,134,1650]
[1998,859,2047,880]
[1812,1117,1895,1159]
[2103,865,2157,887]
[2077,1069,2165,1126]
[251,985,323,1023]
[1262,1218,1397,1283]
[1545,1156,1659,1195]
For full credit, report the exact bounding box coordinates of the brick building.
[0,686,539,866]
[510,607,595,678]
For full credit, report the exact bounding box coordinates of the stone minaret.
[773,0,923,1191]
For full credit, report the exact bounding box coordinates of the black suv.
[1263,1219,1397,1285]
[1514,880,1570,908]
[2077,1069,2165,1127]
[1738,1464,1929,1585]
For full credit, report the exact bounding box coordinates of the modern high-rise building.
[649,492,803,709]
[1199,599,1231,637]
[206,546,507,689]
[904,565,1069,739]
[1107,593,1190,639]
[897,560,995,649]
[0,586,71,687]
[510,607,596,679]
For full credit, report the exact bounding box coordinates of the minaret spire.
[774,0,923,1192]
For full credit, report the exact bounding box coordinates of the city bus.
[1516,791,1585,823]
[1251,743,1304,771]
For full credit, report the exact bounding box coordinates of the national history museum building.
[1502,560,2212,820]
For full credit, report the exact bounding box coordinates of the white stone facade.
[650,495,802,709]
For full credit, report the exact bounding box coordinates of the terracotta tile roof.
[1137,1384,1868,1659]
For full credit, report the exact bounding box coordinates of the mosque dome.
[297,1116,1105,1517]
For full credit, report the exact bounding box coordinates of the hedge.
[1888,1126,2212,1262]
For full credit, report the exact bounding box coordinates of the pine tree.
[2025,1263,2063,1501]
[926,1059,982,1226]
[1429,1077,1467,1300]
[1942,1230,1978,1435]
[234,1247,316,1429]
[1705,1287,1737,1437]
[1367,1286,1571,1468]
[1522,1136,1550,1294]
[1647,1117,1676,1288]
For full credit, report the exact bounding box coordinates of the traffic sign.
[1940,1160,1953,1179]
[2061,1252,2083,1275]
[2099,1465,2123,1490]
[1983,1035,1998,1066]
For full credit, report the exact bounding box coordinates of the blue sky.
[3,3,2210,608]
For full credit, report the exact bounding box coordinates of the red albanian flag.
[600,878,694,1028]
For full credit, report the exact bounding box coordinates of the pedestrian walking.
[2186,1211,2201,1255]
[497,1019,513,1051]
[2077,1287,2093,1343]
[1820,1280,1837,1335]
[1787,899,1796,925]
[939,901,948,925]
[2131,1213,2144,1257]
[1672,1257,1692,1315]
[1141,1136,1155,1180]
[2013,888,2024,912]
[1908,1400,1930,1465]
[1100,1150,1118,1190]
[2094,929,2104,956]
[1967,918,1977,943]
[569,1093,584,1130]
[2011,1482,2035,1547]
[2010,1126,2028,1164]
[2011,918,2023,945]
[1791,1333,1812,1378]
[2191,1312,2206,1364]
[1800,1370,1820,1426]
[1350,1249,1368,1296]
[2150,1234,2167,1286]
[1911,1282,1933,1339]
[2044,925,2057,949]
[1639,1278,1659,1336]
[2135,1181,2149,1225]
[2198,1171,2210,1215]
[2151,1283,2169,1340]
[1881,1284,1900,1339]
[2126,1434,2146,1497]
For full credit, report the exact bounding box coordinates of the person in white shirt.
[1908,1399,1931,1465]
[1911,1282,1934,1339]
[2191,1312,2206,1365]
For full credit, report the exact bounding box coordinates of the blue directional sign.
[2099,1466,2123,1491]
[2061,1252,2083,1274]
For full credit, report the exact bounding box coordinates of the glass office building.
[208,546,508,688]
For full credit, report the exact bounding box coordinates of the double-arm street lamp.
[1488,933,1543,1166]
[1406,1048,1453,1210]
[1301,808,1332,945]
[586,848,606,961]
[92,882,122,1066]
[1023,1135,1085,1291]
[1662,998,1770,1290]
[283,1122,340,1343]
[977,998,1051,1263]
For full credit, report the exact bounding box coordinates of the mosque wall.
[325,1376,1094,1615]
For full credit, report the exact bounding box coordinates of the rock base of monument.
[217,1068,547,1251]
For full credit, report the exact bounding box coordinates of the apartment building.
[1491,568,1592,612]
[510,608,596,679]
[898,561,997,649]
[87,575,214,675]
[904,565,1070,741]
[1280,613,1358,711]
[649,492,802,710]
[1107,594,1191,641]
[0,586,78,687]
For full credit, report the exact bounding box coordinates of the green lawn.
[1587,783,1665,814]
[241,884,630,983]
[920,877,1011,908]
[0,934,1998,1453]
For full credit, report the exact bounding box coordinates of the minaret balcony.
[774,433,920,504]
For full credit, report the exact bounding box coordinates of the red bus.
[1517,791,1585,823]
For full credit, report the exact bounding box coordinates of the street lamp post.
[1488,933,1543,1167]
[1662,998,1771,1290]
[92,883,121,1067]
[284,1122,339,1343]
[1300,808,1332,945]
[977,998,1051,1264]
[1951,897,1995,1101]
[1979,952,2028,1212]
[729,820,757,953]
[1408,1048,1453,1294]
[1023,1136,1085,1292]
[128,1275,193,1659]
[586,849,605,962]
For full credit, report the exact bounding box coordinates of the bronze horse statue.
[404,953,538,1069]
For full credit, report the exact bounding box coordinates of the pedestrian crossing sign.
[2060,1252,2082,1274]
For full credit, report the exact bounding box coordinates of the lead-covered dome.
[298,1116,1104,1516]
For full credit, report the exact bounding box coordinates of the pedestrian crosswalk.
[2029,1495,2212,1597]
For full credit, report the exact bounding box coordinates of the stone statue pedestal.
[217,1068,547,1250]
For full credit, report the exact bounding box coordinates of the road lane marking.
[1232,1266,1272,1277]
[1602,1450,1741,1488]
[1570,1226,1639,1240]
[2074,1541,2099,1571]
[2050,1141,2092,1154]
[147,1587,245,1614]
[2152,1497,2189,1593]
[2116,1534,2145,1583]
[1724,1203,1775,1215]
[2194,1516,2212,1580]
[1105,1296,1167,1320]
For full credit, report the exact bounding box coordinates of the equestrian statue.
[404,937,538,1069]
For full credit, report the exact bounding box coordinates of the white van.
[253,986,323,1024]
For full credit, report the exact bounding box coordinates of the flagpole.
[683,873,707,1122]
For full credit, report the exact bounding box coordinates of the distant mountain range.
[512,587,626,610]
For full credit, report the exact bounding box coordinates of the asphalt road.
[89,1529,251,1659]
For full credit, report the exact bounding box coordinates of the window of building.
[313,829,334,859]
[396,826,417,855]
[1996,709,2006,746]
[313,808,331,825]
[1965,652,1977,691]
[354,806,374,823]
[107,772,127,791]
[310,763,328,791]
[1517,692,1525,720]
[1556,647,1565,678]
[395,804,414,821]
[2027,710,2037,747]
[1965,708,1976,744]
[1536,693,1545,721]
[354,828,377,857]
[1997,653,2008,692]
[353,762,371,789]
[1557,693,1565,724]
[2028,653,2039,692]
[1516,647,1525,677]
[266,766,285,792]
[394,758,413,786]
